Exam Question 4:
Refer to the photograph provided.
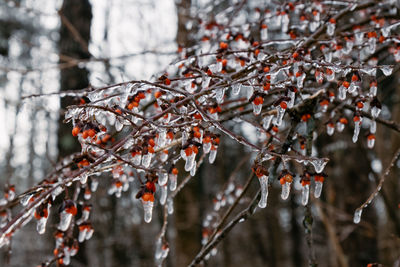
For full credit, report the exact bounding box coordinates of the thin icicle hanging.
[253,164,269,208]
[353,208,362,224]
[141,193,154,223]
[352,115,362,143]
[169,168,178,191]
[279,172,293,200]
[367,133,376,149]
[314,174,325,198]
[58,200,77,231]
[252,96,263,115]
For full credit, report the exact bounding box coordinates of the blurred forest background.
[0,0,400,266]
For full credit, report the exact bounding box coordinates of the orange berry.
[148,146,155,153]
[185,147,193,156]
[320,99,329,106]
[142,193,154,202]
[172,168,179,175]
[253,96,264,105]
[82,130,89,139]
[72,127,80,137]
[154,91,162,98]
[203,136,211,143]
[339,118,348,124]
[194,131,202,139]
[263,66,270,73]
[263,83,271,91]
[193,146,199,154]
[343,81,350,88]
[167,132,174,139]
[351,74,358,82]
[220,42,228,50]
[148,138,156,147]
[65,205,77,216]
[280,101,287,109]
[87,129,96,138]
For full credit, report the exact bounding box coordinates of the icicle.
[369,38,376,54]
[326,68,335,81]
[91,179,99,192]
[369,85,377,97]
[215,88,225,103]
[296,73,306,88]
[160,185,167,205]
[157,130,167,147]
[337,122,345,132]
[115,119,124,132]
[370,120,376,134]
[327,123,335,136]
[262,115,273,130]
[381,65,393,76]
[160,244,169,259]
[275,105,286,126]
[167,198,174,214]
[58,211,73,231]
[155,238,163,260]
[190,161,197,176]
[261,27,268,40]
[169,173,177,191]
[371,106,381,118]
[142,199,154,223]
[301,184,310,206]
[185,153,196,171]
[327,22,335,36]
[142,153,152,168]
[352,121,361,143]
[282,14,289,32]
[338,85,347,100]
[203,142,212,154]
[311,159,327,173]
[314,181,323,198]
[353,208,362,224]
[348,82,357,94]
[355,31,364,45]
[158,172,168,186]
[37,217,48,235]
[288,90,296,108]
[80,172,88,184]
[160,151,168,162]
[232,83,241,95]
[258,175,268,208]
[209,147,217,164]
[78,228,87,242]
[281,182,291,200]
[132,154,142,165]
[20,194,33,206]
[367,135,375,149]
[252,103,262,115]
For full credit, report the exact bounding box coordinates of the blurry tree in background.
[1,0,400,267]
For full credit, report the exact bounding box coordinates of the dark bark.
[57,0,92,158]
[57,1,92,265]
